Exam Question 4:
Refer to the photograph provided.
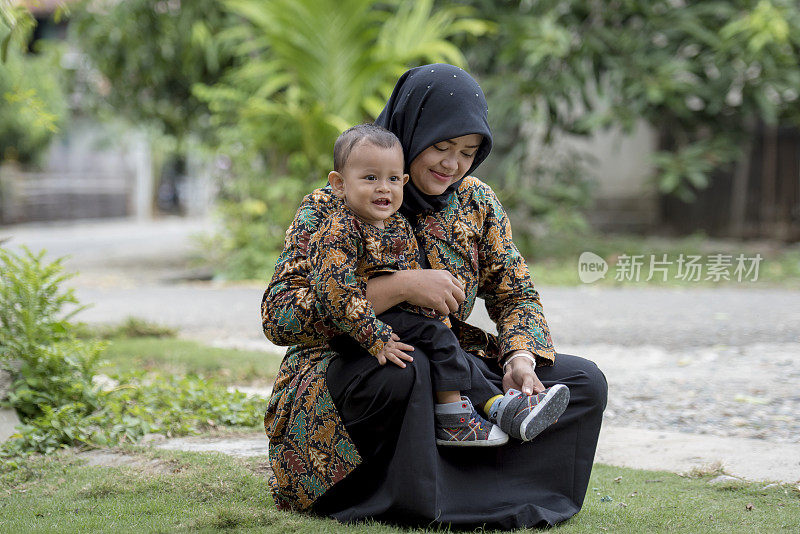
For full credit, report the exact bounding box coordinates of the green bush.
[0,247,103,422]
[0,248,265,457]
[0,45,68,164]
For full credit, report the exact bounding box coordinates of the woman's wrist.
[393,270,411,302]
[502,350,536,375]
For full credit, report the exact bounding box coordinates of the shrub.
[0,247,265,457]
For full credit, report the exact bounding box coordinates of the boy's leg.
[377,308,471,393]
[377,308,507,447]
[378,308,504,408]
[457,350,504,411]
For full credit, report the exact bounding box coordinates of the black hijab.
[375,64,493,216]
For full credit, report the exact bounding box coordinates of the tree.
[458,0,800,202]
[0,45,68,164]
[196,0,491,278]
[69,0,240,147]
[0,3,67,164]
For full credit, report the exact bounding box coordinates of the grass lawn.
[1,448,798,533]
[525,232,800,288]
[98,336,282,387]
[7,323,797,532]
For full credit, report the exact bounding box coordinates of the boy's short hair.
[334,123,402,172]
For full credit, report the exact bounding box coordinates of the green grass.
[1,449,797,533]
[5,327,799,531]
[525,232,800,288]
[99,337,282,386]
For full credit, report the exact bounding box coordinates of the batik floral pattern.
[307,201,436,357]
[262,177,555,510]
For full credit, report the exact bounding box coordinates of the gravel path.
[570,342,800,443]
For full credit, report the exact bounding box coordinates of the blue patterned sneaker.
[435,397,508,447]
[488,385,570,442]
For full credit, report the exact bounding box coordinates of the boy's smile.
[329,141,409,228]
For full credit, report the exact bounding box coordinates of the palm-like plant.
[199,0,489,176]
[195,0,491,278]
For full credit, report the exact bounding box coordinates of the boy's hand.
[375,333,415,368]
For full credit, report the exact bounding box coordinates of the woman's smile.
[430,170,454,183]
[409,133,483,196]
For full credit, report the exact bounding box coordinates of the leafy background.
[4,0,800,278]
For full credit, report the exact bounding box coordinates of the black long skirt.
[315,344,608,530]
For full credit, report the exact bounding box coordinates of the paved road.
[5,217,798,349]
[67,283,800,351]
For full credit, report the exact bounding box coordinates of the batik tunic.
[307,200,439,358]
[262,176,556,510]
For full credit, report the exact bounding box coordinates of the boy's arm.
[308,218,394,357]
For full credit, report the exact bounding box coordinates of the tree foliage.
[0,4,67,164]
[0,44,68,164]
[196,0,491,279]
[69,0,240,145]
[460,0,800,200]
[0,0,35,62]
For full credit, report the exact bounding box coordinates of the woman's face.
[408,133,483,196]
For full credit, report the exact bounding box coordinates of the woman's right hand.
[365,269,465,315]
[402,269,466,316]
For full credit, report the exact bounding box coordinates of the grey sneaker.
[488,385,570,442]
[435,397,508,447]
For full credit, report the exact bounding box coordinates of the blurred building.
[0,1,215,225]
[576,120,800,240]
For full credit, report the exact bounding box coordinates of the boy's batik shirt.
[307,198,441,357]
[261,178,556,510]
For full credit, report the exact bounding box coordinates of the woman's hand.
[502,350,545,395]
[366,269,465,315]
[402,269,465,315]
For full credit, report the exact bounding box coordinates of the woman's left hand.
[502,351,545,395]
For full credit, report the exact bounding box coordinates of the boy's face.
[329,141,409,227]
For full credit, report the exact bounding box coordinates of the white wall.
[565,120,658,201]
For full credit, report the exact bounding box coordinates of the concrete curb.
[596,425,800,483]
[152,424,800,483]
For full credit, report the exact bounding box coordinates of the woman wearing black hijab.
[262,64,607,529]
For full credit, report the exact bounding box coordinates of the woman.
[262,64,607,529]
